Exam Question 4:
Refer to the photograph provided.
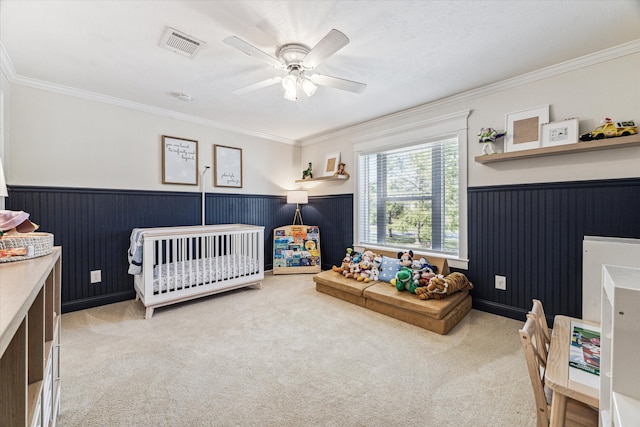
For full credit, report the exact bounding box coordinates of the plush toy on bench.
[392,266,416,293]
[390,250,418,292]
[332,248,354,274]
[415,272,474,300]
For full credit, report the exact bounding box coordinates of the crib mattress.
[153,255,260,294]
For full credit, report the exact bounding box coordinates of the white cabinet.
[0,248,61,427]
[600,265,640,427]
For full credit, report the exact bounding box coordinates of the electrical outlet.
[495,275,506,290]
[90,270,102,284]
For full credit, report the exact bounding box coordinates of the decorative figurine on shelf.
[579,118,637,141]
[478,127,506,155]
[302,162,313,180]
[334,162,349,177]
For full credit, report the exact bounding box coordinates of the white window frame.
[352,110,470,270]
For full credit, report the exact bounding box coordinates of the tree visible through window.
[358,136,459,255]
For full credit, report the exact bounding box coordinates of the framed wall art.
[162,135,198,185]
[504,105,549,152]
[541,119,579,147]
[214,144,242,188]
[323,152,340,176]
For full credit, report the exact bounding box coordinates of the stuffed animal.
[358,251,377,282]
[415,272,474,300]
[391,266,417,293]
[333,248,354,273]
[370,255,382,281]
[397,250,413,267]
[357,255,372,282]
[332,256,351,274]
[349,261,362,280]
[334,162,350,177]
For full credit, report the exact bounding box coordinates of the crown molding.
[0,42,17,81]
[0,42,298,146]
[2,38,638,148]
[300,39,640,146]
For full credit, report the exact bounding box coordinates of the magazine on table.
[568,320,601,389]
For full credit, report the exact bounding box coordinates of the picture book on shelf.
[569,322,600,376]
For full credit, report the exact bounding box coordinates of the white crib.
[132,224,264,319]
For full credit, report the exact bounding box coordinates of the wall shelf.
[295,175,349,183]
[474,133,640,164]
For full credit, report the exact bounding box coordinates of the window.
[353,109,469,264]
[358,137,459,255]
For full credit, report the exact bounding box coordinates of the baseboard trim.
[472,298,528,321]
[62,290,136,313]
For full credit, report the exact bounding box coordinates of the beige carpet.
[58,273,536,427]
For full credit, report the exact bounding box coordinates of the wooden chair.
[531,299,551,344]
[519,308,598,427]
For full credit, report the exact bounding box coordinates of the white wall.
[299,50,640,195]
[7,85,299,195]
[5,49,639,197]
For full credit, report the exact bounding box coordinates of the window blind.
[358,136,459,255]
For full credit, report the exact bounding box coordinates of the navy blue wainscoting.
[467,178,640,324]
[299,194,354,270]
[6,187,353,313]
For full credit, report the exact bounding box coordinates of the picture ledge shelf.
[295,175,350,183]
[475,133,640,164]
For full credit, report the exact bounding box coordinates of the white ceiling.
[1,1,639,144]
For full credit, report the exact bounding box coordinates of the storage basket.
[0,232,54,262]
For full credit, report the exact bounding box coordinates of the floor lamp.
[200,166,210,226]
[287,190,308,225]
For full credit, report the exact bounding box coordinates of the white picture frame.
[214,144,242,188]
[541,119,579,147]
[504,105,549,152]
[323,152,341,176]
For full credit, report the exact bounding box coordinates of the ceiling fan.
[223,29,366,101]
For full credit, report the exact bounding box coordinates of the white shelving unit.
[600,265,640,426]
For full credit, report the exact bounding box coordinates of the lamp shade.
[0,159,7,198]
[287,190,308,205]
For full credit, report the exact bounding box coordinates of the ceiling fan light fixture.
[281,74,297,91]
[284,87,298,101]
[282,74,299,101]
[301,78,317,97]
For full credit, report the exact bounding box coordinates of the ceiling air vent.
[161,27,205,59]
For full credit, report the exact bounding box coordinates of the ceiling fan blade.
[301,29,349,69]
[223,36,284,69]
[232,77,282,95]
[310,74,367,94]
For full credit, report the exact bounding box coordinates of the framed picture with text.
[541,119,579,147]
[162,135,198,185]
[214,144,242,188]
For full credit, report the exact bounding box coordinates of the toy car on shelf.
[580,118,638,141]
